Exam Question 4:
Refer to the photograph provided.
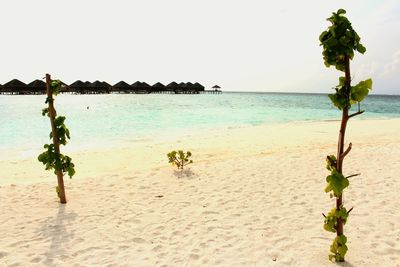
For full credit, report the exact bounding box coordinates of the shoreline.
[1,117,400,185]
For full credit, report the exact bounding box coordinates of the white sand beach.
[1,118,400,266]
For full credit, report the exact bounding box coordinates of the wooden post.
[45,74,67,204]
[335,56,351,238]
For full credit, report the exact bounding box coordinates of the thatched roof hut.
[3,79,28,94]
[102,81,111,89]
[131,81,150,93]
[28,79,46,94]
[141,82,152,93]
[166,82,179,90]
[193,82,205,91]
[178,82,187,91]
[131,81,142,88]
[141,82,151,88]
[68,80,88,94]
[152,82,165,93]
[89,80,110,94]
[212,85,221,89]
[112,81,132,93]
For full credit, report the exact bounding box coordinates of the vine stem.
[46,73,67,204]
[335,56,351,242]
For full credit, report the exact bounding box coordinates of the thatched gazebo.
[2,79,28,94]
[28,79,46,94]
[89,80,110,94]
[68,80,88,94]
[210,84,222,94]
[112,81,132,93]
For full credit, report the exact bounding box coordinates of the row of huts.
[0,79,221,95]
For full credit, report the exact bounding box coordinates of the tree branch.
[322,213,326,218]
[346,173,360,179]
[347,207,354,214]
[341,142,352,159]
[348,110,365,119]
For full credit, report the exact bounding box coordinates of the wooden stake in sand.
[319,9,372,262]
[46,74,67,203]
[38,74,75,204]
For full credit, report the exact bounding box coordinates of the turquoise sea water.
[0,92,399,152]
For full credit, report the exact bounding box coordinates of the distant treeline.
[0,79,220,95]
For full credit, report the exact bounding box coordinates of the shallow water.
[0,92,399,152]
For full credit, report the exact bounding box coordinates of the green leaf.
[337,9,346,15]
[319,31,330,42]
[337,235,347,245]
[350,78,373,103]
[325,170,349,196]
[357,43,366,54]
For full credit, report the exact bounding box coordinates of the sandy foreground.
[0,118,400,267]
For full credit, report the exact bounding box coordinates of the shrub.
[167,150,193,169]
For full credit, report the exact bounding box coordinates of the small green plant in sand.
[38,74,75,204]
[320,9,372,262]
[167,150,193,170]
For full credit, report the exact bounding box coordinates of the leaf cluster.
[38,144,75,178]
[320,9,373,110]
[329,234,348,262]
[51,80,63,95]
[51,116,71,145]
[325,169,349,197]
[167,150,193,170]
[323,207,349,233]
[329,77,373,110]
[319,9,365,71]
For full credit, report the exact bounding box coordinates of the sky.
[1,0,399,94]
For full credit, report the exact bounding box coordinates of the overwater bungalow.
[141,82,151,93]
[193,82,205,93]
[152,82,166,93]
[166,81,180,93]
[2,79,28,95]
[112,81,132,93]
[131,81,151,94]
[89,80,110,94]
[68,80,88,94]
[28,79,46,94]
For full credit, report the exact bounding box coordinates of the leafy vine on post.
[320,9,372,262]
[38,74,75,204]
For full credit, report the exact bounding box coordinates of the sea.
[0,92,399,153]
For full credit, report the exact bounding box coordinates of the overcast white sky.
[1,0,399,94]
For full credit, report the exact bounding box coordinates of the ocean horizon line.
[222,91,400,96]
